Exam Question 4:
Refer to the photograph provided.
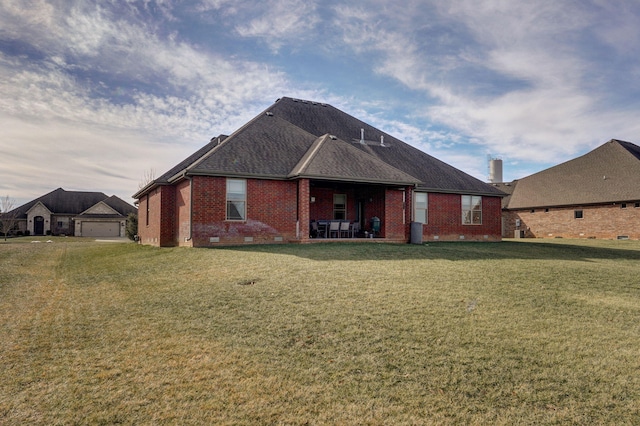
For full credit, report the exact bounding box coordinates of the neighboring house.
[5,188,137,237]
[502,139,640,240]
[134,97,504,247]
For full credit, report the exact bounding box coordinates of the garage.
[81,221,120,237]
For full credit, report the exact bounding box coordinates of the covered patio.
[298,179,413,243]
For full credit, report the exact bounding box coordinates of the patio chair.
[350,221,360,238]
[339,220,350,238]
[328,220,340,238]
[310,221,321,238]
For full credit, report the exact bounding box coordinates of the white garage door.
[81,221,120,237]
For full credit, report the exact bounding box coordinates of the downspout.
[186,175,193,243]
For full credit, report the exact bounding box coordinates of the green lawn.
[1,238,640,425]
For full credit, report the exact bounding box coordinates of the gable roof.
[506,139,640,209]
[135,97,504,198]
[288,134,420,185]
[9,188,137,218]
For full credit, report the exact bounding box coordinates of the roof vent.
[380,135,385,146]
[329,135,337,140]
[266,111,273,116]
[360,128,365,144]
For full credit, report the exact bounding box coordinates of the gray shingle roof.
[9,188,136,218]
[506,139,640,209]
[189,115,317,178]
[138,97,504,197]
[289,134,420,185]
[268,98,502,194]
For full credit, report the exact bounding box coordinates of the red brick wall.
[308,186,388,235]
[138,178,503,246]
[176,179,192,246]
[419,193,502,241]
[384,188,407,240]
[309,187,354,221]
[190,176,299,246]
[137,185,177,246]
[298,179,310,242]
[504,203,640,239]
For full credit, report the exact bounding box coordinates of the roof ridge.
[288,134,331,177]
[185,101,286,173]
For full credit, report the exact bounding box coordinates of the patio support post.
[297,178,311,242]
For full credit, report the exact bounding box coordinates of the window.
[226,179,246,220]
[414,192,428,223]
[145,194,150,226]
[462,195,482,225]
[574,210,583,219]
[636,202,640,208]
[621,203,627,209]
[333,194,346,220]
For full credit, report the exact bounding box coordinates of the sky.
[3,0,640,208]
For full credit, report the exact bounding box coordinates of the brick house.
[134,97,504,247]
[4,188,137,237]
[501,139,640,240]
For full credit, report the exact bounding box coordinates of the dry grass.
[1,238,640,424]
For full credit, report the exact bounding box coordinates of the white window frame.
[226,178,246,221]
[333,194,346,220]
[462,195,482,225]
[414,192,428,224]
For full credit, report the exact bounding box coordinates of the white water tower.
[488,157,503,183]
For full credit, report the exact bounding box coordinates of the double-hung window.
[462,195,482,225]
[226,179,246,221]
[333,194,346,220]
[414,192,428,223]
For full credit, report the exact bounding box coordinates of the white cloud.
[0,0,300,205]
[233,0,321,52]
[330,0,640,171]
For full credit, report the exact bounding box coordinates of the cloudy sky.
[2,0,640,207]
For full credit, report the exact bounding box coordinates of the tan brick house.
[501,139,640,240]
[4,188,137,237]
[134,97,504,247]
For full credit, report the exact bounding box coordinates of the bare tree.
[0,195,18,241]
[138,168,156,190]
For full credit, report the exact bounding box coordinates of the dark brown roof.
[136,97,504,198]
[506,139,640,209]
[9,188,137,218]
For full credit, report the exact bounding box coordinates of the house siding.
[504,203,640,240]
[420,193,502,241]
[190,176,299,246]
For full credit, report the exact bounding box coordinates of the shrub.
[125,213,138,241]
